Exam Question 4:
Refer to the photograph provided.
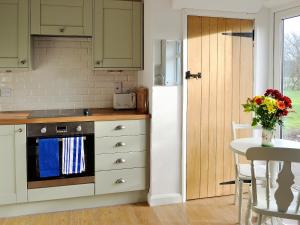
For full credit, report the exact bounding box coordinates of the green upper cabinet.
[0,0,29,68]
[31,0,93,36]
[94,0,143,69]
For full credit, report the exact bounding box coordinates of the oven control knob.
[41,127,47,134]
[76,125,82,132]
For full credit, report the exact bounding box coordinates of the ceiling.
[171,0,299,13]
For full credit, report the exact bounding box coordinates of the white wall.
[172,0,262,13]
[254,7,273,94]
[141,0,183,205]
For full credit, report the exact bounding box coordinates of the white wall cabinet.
[0,125,27,206]
[94,0,143,69]
[0,0,29,68]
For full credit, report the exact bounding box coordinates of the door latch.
[186,71,202,80]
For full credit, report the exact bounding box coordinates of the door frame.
[181,10,256,202]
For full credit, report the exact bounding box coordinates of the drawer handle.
[115,178,126,184]
[115,158,126,164]
[115,142,126,147]
[115,125,126,130]
[60,27,65,33]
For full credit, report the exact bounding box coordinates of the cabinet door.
[94,0,143,69]
[0,125,27,206]
[0,126,17,205]
[31,0,92,36]
[0,0,29,68]
[14,125,27,203]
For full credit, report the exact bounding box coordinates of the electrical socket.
[0,87,12,97]
[114,82,122,94]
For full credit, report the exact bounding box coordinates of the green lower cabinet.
[0,0,29,68]
[0,125,27,206]
[94,0,143,69]
[31,0,93,36]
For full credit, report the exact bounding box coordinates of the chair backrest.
[232,122,252,175]
[232,122,252,140]
[246,147,300,213]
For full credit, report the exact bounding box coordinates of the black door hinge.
[222,30,255,41]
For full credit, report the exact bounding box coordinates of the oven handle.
[35,136,87,143]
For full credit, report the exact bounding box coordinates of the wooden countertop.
[0,109,150,125]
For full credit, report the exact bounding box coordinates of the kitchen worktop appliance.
[28,108,91,118]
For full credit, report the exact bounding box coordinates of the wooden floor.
[0,196,243,225]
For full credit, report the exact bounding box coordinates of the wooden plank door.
[186,16,254,200]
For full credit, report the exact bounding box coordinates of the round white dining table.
[231,137,300,225]
[231,137,300,156]
[231,137,300,188]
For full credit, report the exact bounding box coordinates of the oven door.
[27,134,95,189]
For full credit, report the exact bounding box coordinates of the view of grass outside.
[282,17,300,141]
[282,91,300,140]
[282,16,300,179]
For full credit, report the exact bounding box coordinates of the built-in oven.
[26,122,95,189]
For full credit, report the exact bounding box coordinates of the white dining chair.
[246,147,300,225]
[232,122,266,225]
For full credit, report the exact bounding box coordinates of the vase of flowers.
[243,89,293,147]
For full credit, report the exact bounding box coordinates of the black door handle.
[186,71,202,80]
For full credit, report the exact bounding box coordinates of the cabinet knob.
[20,59,26,64]
[115,142,126,147]
[95,60,102,65]
[115,158,126,164]
[41,127,47,134]
[59,27,65,33]
[115,125,126,130]
[76,125,82,132]
[17,128,23,133]
[115,178,126,184]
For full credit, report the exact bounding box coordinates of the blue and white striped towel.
[62,137,85,175]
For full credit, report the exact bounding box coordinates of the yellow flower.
[263,97,277,114]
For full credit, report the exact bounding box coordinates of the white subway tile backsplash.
[0,37,138,111]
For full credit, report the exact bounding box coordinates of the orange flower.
[277,101,286,110]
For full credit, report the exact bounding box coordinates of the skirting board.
[0,191,147,218]
[147,193,182,206]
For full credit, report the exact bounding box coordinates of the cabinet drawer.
[95,120,146,137]
[28,183,94,202]
[95,135,146,154]
[95,151,146,171]
[95,168,146,195]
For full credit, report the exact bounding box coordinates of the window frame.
[274,6,300,138]
[274,6,300,90]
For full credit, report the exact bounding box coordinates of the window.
[275,7,300,181]
[282,16,300,140]
[275,7,300,141]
